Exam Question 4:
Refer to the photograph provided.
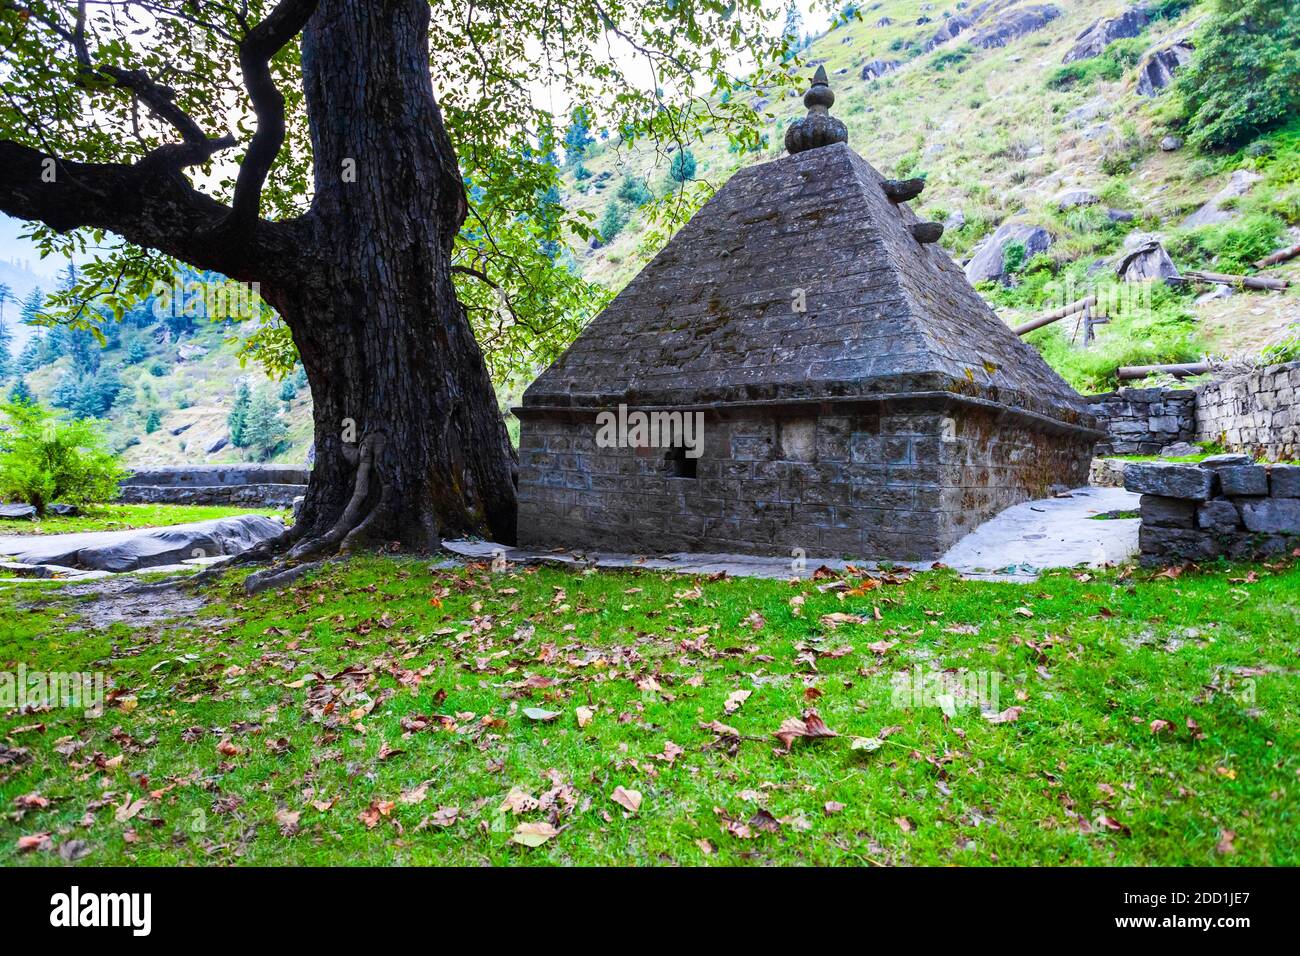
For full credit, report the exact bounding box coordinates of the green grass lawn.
[1,553,1296,866]
[0,503,290,536]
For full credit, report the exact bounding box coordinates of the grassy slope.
[1,555,1295,865]
[17,319,313,470]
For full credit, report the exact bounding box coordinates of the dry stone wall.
[1090,361,1300,462]
[1125,455,1300,563]
[1195,360,1300,462]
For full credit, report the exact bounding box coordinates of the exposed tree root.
[243,559,329,595]
[132,434,415,597]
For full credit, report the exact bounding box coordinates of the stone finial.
[784,66,848,155]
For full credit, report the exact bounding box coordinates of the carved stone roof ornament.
[784,66,848,155]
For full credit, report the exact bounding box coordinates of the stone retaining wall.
[119,464,309,507]
[1124,455,1300,563]
[1087,388,1196,456]
[1088,361,1300,462]
[117,483,306,508]
[121,464,310,487]
[1195,360,1300,462]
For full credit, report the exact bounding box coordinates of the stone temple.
[515,69,1101,560]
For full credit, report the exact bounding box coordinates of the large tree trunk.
[267,0,516,556]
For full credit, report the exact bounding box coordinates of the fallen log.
[1117,361,1211,381]
[1013,295,1095,336]
[1255,242,1300,269]
[1183,269,1290,291]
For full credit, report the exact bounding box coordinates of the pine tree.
[145,409,162,434]
[228,380,252,448]
[243,388,288,461]
[669,148,697,183]
[7,378,34,404]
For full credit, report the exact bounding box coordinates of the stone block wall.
[517,400,1094,560]
[1087,387,1196,456]
[1125,455,1300,563]
[118,464,309,507]
[1088,361,1300,462]
[1195,360,1300,462]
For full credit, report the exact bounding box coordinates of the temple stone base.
[518,399,1095,560]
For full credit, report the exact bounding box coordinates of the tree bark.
[0,0,517,553]
[268,0,517,554]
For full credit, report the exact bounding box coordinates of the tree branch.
[0,140,294,283]
[227,0,319,227]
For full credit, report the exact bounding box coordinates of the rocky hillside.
[561,0,1299,391]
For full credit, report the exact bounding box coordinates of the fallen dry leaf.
[611,786,643,814]
[358,799,396,829]
[114,794,148,823]
[724,689,751,715]
[773,708,838,751]
[983,706,1024,724]
[575,705,595,727]
[511,821,559,847]
[16,832,52,854]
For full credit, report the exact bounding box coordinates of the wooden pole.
[1116,361,1212,381]
[1013,295,1095,336]
[1255,242,1300,269]
[1184,270,1290,291]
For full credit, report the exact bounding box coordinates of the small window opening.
[665,446,697,479]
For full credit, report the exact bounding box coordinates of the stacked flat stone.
[1125,454,1300,563]
[1088,386,1196,456]
[1195,359,1300,462]
[118,464,310,508]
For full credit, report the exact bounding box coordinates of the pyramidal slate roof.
[524,139,1091,429]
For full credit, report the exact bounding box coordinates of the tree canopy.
[1,0,796,382]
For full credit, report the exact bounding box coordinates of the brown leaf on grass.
[1149,719,1173,735]
[1216,829,1236,854]
[377,742,404,761]
[611,786,643,814]
[895,816,914,833]
[14,793,49,810]
[983,706,1024,724]
[773,708,838,752]
[695,838,715,855]
[654,740,685,765]
[399,783,430,805]
[215,738,242,757]
[748,810,782,833]
[1186,717,1207,741]
[575,705,595,727]
[819,612,868,629]
[498,788,540,815]
[741,611,766,631]
[16,832,52,854]
[522,707,559,722]
[700,720,740,738]
[866,639,895,655]
[511,821,558,847]
[724,689,751,714]
[417,806,459,829]
[1096,814,1131,836]
[359,800,396,829]
[824,801,845,815]
[276,809,301,836]
[114,794,148,823]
